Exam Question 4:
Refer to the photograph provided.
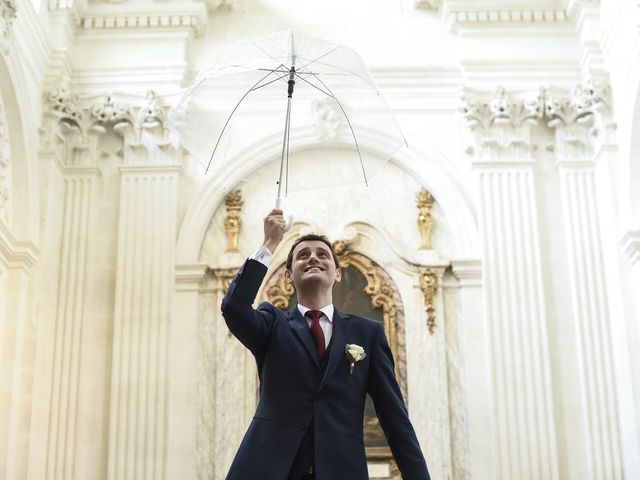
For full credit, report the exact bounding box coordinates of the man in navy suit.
[221,209,430,480]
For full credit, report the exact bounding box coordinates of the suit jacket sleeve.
[220,259,275,357]
[368,322,430,480]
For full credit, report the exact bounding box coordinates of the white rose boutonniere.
[345,344,366,374]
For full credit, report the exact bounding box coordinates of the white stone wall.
[0,0,638,479]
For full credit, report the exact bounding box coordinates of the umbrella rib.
[298,71,369,187]
[204,67,283,173]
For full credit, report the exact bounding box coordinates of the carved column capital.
[461,87,543,162]
[42,89,182,167]
[546,80,614,162]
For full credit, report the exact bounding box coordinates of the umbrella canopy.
[168,30,406,200]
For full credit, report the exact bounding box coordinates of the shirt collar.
[297,303,334,323]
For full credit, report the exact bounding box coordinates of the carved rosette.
[223,189,244,253]
[416,189,434,249]
[419,269,437,334]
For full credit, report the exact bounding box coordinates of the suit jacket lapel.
[288,307,320,368]
[319,308,351,390]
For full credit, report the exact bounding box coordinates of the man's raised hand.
[263,209,286,253]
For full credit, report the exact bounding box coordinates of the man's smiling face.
[285,240,342,291]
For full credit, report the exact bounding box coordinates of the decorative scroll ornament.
[419,269,437,334]
[0,0,17,53]
[223,189,244,253]
[416,189,434,250]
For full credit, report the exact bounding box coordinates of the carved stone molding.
[443,1,569,32]
[621,229,640,266]
[0,95,10,225]
[416,189,434,250]
[43,89,181,166]
[0,221,39,272]
[0,0,16,53]
[419,268,438,334]
[224,190,244,253]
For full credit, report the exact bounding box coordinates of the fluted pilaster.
[43,166,99,480]
[108,164,179,480]
[462,87,558,480]
[549,84,623,480]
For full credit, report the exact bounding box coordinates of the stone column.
[449,259,482,480]
[168,263,207,479]
[25,90,104,480]
[107,93,182,480]
[462,88,559,480]
[0,223,38,480]
[547,84,624,480]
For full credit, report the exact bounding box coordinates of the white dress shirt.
[251,245,334,346]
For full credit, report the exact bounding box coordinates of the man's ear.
[334,268,342,284]
[284,269,293,283]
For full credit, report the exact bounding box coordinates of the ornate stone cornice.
[175,263,208,291]
[443,1,570,32]
[48,0,206,36]
[80,2,207,36]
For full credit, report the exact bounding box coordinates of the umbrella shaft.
[287,66,296,98]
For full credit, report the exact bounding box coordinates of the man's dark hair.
[286,234,341,270]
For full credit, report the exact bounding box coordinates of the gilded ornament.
[416,189,434,250]
[419,269,437,334]
[223,189,244,253]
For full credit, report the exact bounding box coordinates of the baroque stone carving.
[224,190,244,253]
[545,80,613,157]
[461,82,613,158]
[416,189,434,250]
[419,269,437,334]
[44,89,180,166]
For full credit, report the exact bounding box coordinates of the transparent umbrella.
[167,30,406,211]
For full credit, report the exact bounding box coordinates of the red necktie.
[305,310,326,357]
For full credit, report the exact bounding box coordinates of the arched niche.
[177,127,479,265]
[0,55,38,241]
